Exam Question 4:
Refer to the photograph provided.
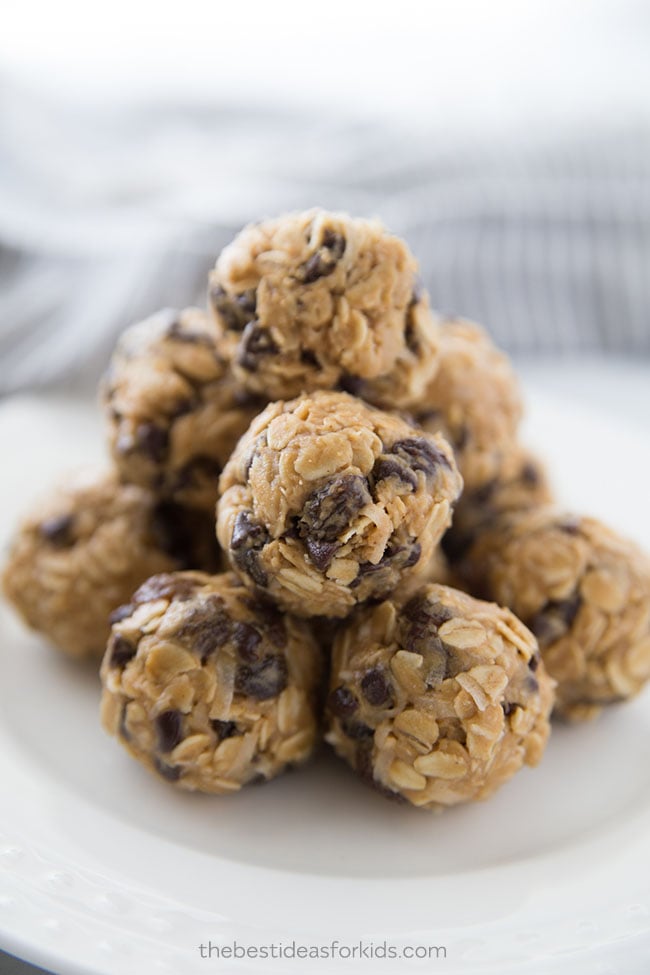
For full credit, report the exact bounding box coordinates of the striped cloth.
[1,89,649,395]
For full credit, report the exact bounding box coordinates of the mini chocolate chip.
[559,517,581,535]
[173,455,222,492]
[371,456,418,492]
[403,594,454,632]
[232,621,262,661]
[526,674,540,694]
[231,511,270,587]
[328,686,359,718]
[389,438,450,481]
[299,474,371,545]
[237,322,279,371]
[304,537,339,571]
[166,320,213,346]
[40,514,75,547]
[108,603,134,625]
[174,596,230,661]
[529,652,540,672]
[530,594,581,649]
[355,742,405,802]
[236,655,288,700]
[402,541,422,568]
[156,710,183,752]
[360,668,392,707]
[135,422,169,463]
[399,595,453,685]
[133,573,197,605]
[521,462,540,486]
[341,719,374,740]
[118,704,131,741]
[211,719,239,741]
[154,757,181,782]
[300,231,346,283]
[454,425,469,451]
[243,596,288,648]
[108,634,136,668]
[210,285,257,332]
[338,373,363,397]
[472,479,497,506]
[300,348,320,367]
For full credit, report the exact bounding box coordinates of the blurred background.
[1,0,649,399]
[0,2,649,972]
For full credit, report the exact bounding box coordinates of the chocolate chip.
[237,322,279,371]
[133,573,197,605]
[502,701,519,716]
[230,511,270,587]
[135,423,169,463]
[529,652,541,672]
[156,710,183,752]
[304,537,339,571]
[118,704,131,741]
[300,348,320,367]
[231,621,262,661]
[243,595,288,648]
[236,655,288,700]
[178,600,231,662]
[166,320,213,346]
[211,719,239,741]
[299,474,371,554]
[355,540,422,584]
[39,514,75,547]
[154,757,181,782]
[108,603,134,625]
[328,686,359,718]
[355,742,405,802]
[341,719,374,740]
[559,517,581,535]
[530,594,581,649]
[397,437,450,475]
[173,455,222,492]
[338,374,363,397]
[371,456,418,492]
[521,462,540,486]
[210,285,257,332]
[300,230,346,283]
[399,595,453,685]
[108,634,136,668]
[360,668,393,707]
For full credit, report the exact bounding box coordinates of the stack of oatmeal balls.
[4,210,650,810]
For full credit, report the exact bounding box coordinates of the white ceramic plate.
[1,393,650,975]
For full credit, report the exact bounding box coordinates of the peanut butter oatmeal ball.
[209,209,440,406]
[459,507,650,720]
[415,317,523,489]
[100,571,321,792]
[443,448,553,562]
[2,470,218,660]
[326,584,554,808]
[103,307,264,511]
[217,392,463,618]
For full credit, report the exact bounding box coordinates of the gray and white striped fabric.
[1,86,649,395]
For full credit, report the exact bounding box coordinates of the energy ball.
[415,317,523,489]
[443,448,553,562]
[209,209,440,406]
[100,571,321,792]
[103,307,264,511]
[217,392,463,618]
[2,470,218,660]
[326,584,554,809]
[459,507,650,720]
